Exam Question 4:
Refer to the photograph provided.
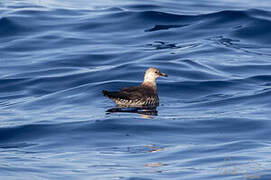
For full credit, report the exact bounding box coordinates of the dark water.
[1,0,271,179]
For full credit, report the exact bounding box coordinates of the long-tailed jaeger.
[103,67,167,107]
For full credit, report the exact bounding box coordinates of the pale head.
[143,67,168,83]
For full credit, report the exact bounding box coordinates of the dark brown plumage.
[103,67,167,107]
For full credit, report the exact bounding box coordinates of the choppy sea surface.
[1,0,271,179]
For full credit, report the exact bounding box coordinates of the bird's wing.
[102,86,138,100]
[103,85,156,101]
[117,86,145,100]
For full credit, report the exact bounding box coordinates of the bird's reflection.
[106,106,158,118]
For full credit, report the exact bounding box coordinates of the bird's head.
[144,67,168,82]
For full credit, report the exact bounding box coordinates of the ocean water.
[1,0,271,179]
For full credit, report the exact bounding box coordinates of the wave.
[1,2,271,179]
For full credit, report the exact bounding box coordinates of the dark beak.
[159,72,168,77]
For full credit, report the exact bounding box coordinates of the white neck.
[142,77,157,90]
[144,78,156,84]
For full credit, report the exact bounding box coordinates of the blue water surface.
[1,0,271,179]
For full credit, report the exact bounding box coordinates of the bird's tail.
[102,90,109,97]
[103,90,118,98]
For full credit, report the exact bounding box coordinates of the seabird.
[103,67,167,107]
